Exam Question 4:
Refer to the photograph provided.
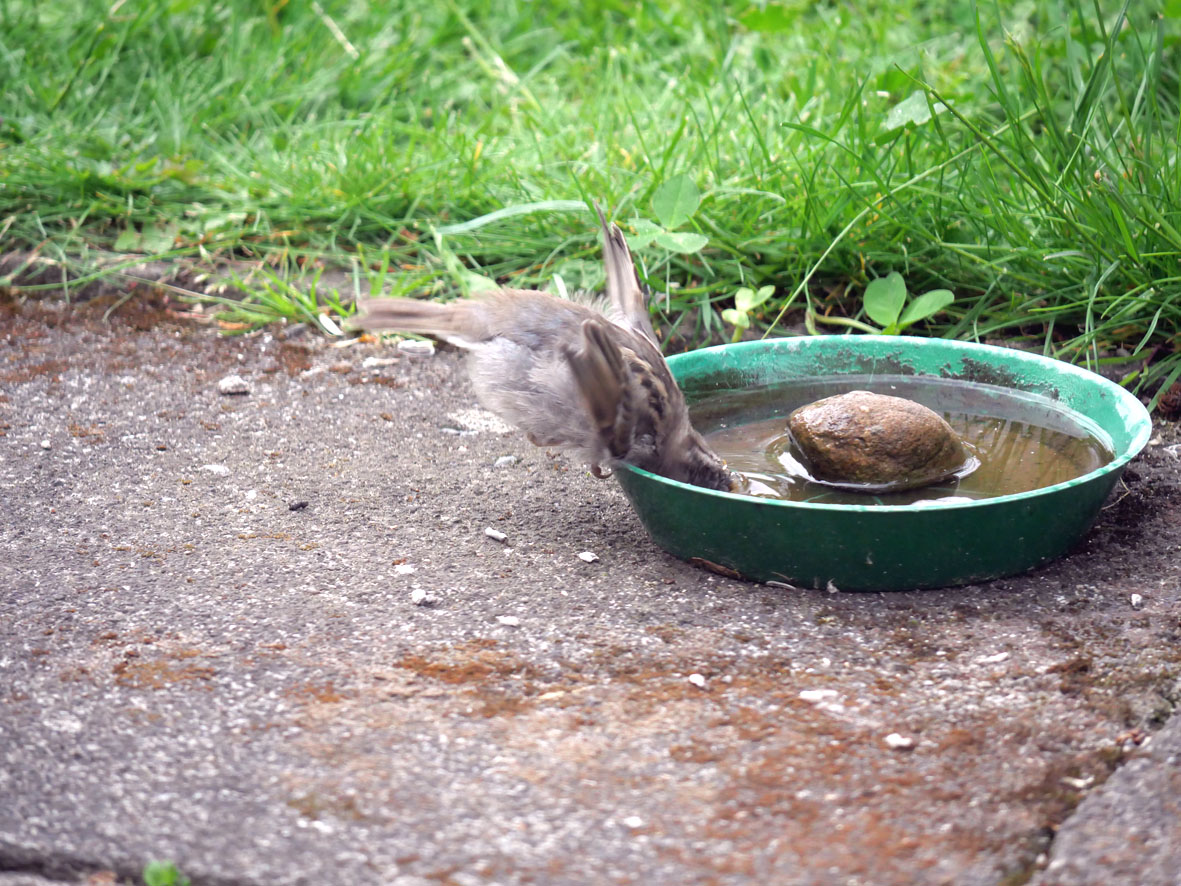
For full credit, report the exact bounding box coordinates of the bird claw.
[590,464,612,479]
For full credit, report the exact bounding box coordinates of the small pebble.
[410,588,438,606]
[394,563,416,576]
[200,464,230,476]
[493,455,519,468]
[496,615,520,627]
[39,439,51,450]
[1130,593,1144,610]
[976,651,1010,664]
[397,339,436,357]
[288,500,309,511]
[577,551,599,563]
[484,527,508,543]
[362,356,400,369]
[688,673,707,689]
[799,689,839,702]
[884,732,915,750]
[621,816,644,829]
[280,322,309,340]
[217,374,250,395]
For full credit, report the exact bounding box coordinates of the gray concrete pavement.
[2,298,1180,885]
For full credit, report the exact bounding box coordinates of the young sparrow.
[353,206,735,491]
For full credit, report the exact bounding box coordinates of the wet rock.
[788,391,971,491]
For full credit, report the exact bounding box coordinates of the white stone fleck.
[410,588,437,606]
[621,816,644,829]
[394,563,416,575]
[217,374,250,395]
[577,551,599,563]
[688,673,707,689]
[496,615,521,627]
[200,464,230,476]
[976,651,1010,664]
[43,714,83,734]
[484,527,508,543]
[884,732,915,750]
[447,408,515,434]
[1130,593,1144,610]
[799,689,839,702]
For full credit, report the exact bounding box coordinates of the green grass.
[2,0,1179,404]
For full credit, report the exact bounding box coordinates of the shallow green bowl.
[615,336,1152,591]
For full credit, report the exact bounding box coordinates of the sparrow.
[352,205,735,492]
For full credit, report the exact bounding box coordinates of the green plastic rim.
[614,335,1152,591]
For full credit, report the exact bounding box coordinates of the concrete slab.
[1032,710,1181,886]
[1,297,1179,885]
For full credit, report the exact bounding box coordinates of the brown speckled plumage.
[353,206,734,491]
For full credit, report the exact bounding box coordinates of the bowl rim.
[620,335,1154,513]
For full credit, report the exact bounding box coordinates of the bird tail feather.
[351,297,480,341]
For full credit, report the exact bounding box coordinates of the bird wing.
[563,317,637,460]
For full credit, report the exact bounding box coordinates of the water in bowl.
[692,375,1113,505]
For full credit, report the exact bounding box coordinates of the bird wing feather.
[596,204,658,345]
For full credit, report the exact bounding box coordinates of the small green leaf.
[863,272,907,327]
[139,222,179,254]
[721,307,750,329]
[883,91,931,131]
[114,228,140,252]
[734,286,774,312]
[653,231,708,253]
[751,285,775,308]
[143,861,190,886]
[463,270,500,294]
[881,91,946,136]
[202,211,247,233]
[897,289,954,329]
[738,3,804,32]
[626,218,663,249]
[651,174,700,230]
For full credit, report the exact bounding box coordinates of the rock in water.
[788,391,972,491]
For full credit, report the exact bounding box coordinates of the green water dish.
[614,335,1153,591]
